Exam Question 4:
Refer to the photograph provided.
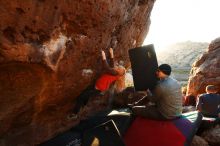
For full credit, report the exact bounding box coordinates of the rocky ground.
[191,125,220,146]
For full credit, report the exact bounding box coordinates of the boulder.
[191,135,209,146]
[201,125,220,146]
[0,0,155,145]
[187,37,220,96]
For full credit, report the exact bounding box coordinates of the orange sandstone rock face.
[187,37,220,96]
[0,0,155,145]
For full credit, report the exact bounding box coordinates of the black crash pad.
[128,44,158,91]
[82,120,125,146]
[39,108,133,146]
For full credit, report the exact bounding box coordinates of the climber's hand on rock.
[109,48,114,58]
[101,50,106,60]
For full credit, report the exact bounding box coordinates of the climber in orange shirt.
[68,48,126,120]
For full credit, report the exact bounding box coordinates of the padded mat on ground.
[82,120,125,146]
[40,108,133,146]
[124,111,203,146]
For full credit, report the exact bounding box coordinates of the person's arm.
[183,96,189,106]
[101,50,118,75]
[145,86,160,103]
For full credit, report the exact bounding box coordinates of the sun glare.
[143,0,220,52]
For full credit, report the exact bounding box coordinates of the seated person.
[184,94,196,106]
[196,85,220,118]
[131,64,183,120]
[68,48,126,119]
[182,94,196,113]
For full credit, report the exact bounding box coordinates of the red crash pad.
[123,117,185,146]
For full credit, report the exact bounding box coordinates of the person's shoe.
[67,113,78,120]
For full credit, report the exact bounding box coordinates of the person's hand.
[101,50,106,60]
[109,48,114,58]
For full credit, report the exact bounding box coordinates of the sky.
[143,0,220,51]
